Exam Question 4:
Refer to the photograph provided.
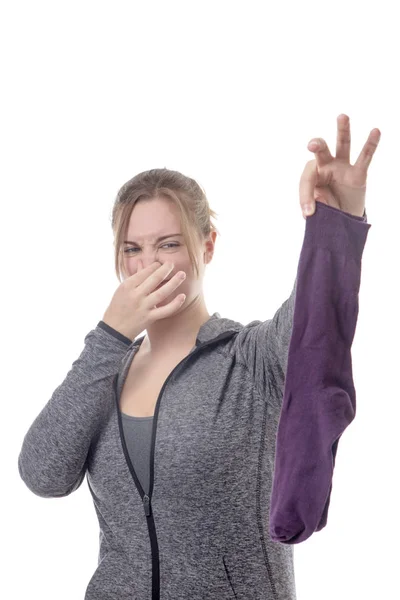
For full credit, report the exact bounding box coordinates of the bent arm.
[17,323,131,498]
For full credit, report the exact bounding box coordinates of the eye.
[124,243,180,254]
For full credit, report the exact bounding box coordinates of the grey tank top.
[121,414,153,495]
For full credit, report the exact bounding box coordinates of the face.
[122,196,216,307]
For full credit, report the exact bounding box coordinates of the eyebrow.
[123,233,183,245]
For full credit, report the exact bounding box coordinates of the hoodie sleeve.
[234,207,367,407]
[233,271,297,408]
[268,201,370,544]
[17,323,132,498]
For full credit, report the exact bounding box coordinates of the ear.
[203,231,217,263]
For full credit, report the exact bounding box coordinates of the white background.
[3,1,399,598]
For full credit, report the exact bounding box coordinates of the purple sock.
[269,202,371,544]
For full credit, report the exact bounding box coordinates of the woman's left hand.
[299,114,381,219]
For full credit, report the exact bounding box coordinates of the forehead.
[126,198,181,241]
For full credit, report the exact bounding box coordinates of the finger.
[129,261,160,285]
[140,262,176,296]
[335,113,351,162]
[137,259,159,274]
[149,274,185,309]
[307,137,334,167]
[152,292,186,314]
[353,128,381,173]
[299,160,318,217]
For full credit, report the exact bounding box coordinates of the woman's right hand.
[101,260,187,341]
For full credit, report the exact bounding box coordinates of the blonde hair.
[110,168,220,282]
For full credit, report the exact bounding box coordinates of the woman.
[18,114,380,600]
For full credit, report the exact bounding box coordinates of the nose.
[139,254,163,269]
[135,253,170,275]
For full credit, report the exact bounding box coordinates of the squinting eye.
[124,243,180,254]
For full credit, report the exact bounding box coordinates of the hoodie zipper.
[114,330,239,599]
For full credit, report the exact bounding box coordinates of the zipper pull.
[143,494,151,517]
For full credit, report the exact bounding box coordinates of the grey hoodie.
[18,201,369,599]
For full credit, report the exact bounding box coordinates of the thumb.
[299,159,317,217]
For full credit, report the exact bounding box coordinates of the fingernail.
[304,205,314,215]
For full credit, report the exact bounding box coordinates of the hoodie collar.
[129,311,243,352]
